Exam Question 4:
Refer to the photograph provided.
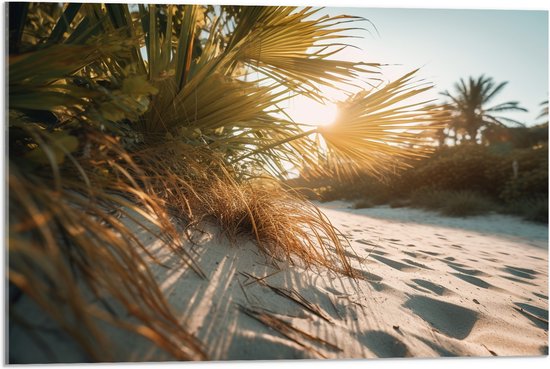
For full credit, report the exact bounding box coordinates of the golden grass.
[9,130,206,361]
[9,131,357,362]
[132,143,357,277]
[193,178,355,277]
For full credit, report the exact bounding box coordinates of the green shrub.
[410,189,496,217]
[439,191,497,217]
[313,173,396,204]
[496,146,548,203]
[409,188,449,210]
[524,199,549,224]
[501,197,549,224]
[399,145,503,197]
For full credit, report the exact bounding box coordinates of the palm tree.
[538,100,548,123]
[8,4,444,361]
[441,75,527,143]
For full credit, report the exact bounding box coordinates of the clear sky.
[315,5,549,126]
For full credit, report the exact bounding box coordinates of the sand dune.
[9,202,549,362]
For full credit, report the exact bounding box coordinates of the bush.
[398,145,503,197]
[312,173,396,204]
[496,146,548,203]
[409,188,449,210]
[292,144,548,223]
[439,191,497,217]
[410,189,496,217]
[501,197,549,224]
[524,200,549,224]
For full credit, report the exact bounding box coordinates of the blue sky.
[317,6,549,126]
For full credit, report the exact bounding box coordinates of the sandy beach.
[9,202,548,362]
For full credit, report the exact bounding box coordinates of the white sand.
[9,202,548,362]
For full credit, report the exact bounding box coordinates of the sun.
[286,95,338,127]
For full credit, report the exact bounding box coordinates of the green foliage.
[398,144,502,196]
[410,189,497,217]
[409,188,449,210]
[440,191,497,217]
[440,75,527,143]
[397,144,548,216]
[480,144,548,204]
[503,198,548,224]
[299,144,548,223]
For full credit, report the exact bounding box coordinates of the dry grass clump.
[131,143,356,277]
[9,131,358,361]
[192,177,355,276]
[9,130,206,362]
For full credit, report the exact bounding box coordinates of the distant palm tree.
[441,75,527,143]
[538,100,548,123]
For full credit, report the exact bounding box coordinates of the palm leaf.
[319,71,439,172]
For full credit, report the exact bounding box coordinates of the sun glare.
[287,95,338,127]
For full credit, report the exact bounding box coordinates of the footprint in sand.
[447,264,486,277]
[403,295,479,340]
[369,254,416,272]
[419,250,441,257]
[481,257,499,263]
[403,250,431,260]
[411,279,451,296]
[451,273,493,289]
[401,259,433,270]
[502,265,538,280]
[355,239,380,248]
[500,275,538,286]
[514,302,549,330]
[353,268,383,282]
[358,330,409,358]
[402,251,418,258]
[533,292,548,300]
[407,283,434,294]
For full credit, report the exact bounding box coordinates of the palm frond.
[223,6,380,101]
[316,70,442,177]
